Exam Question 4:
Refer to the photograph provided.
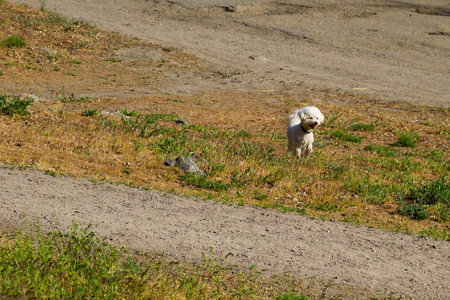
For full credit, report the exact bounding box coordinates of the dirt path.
[8,0,450,107]
[1,167,449,299]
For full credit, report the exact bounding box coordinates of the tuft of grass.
[0,35,26,48]
[0,95,34,116]
[181,173,229,191]
[363,144,399,157]
[348,120,375,131]
[0,222,149,299]
[330,129,362,143]
[396,176,449,222]
[118,109,140,117]
[82,108,99,117]
[395,131,419,147]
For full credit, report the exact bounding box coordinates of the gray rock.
[165,156,205,176]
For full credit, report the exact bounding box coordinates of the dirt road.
[9,0,450,107]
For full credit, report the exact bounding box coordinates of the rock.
[165,156,205,176]
[175,119,189,126]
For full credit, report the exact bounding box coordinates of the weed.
[82,108,99,117]
[231,167,254,188]
[254,191,268,200]
[70,59,82,64]
[396,176,449,222]
[326,162,348,179]
[348,120,375,131]
[0,95,34,116]
[202,246,233,299]
[325,112,342,128]
[363,144,399,157]
[395,131,419,147]
[51,65,60,71]
[181,173,229,191]
[0,35,26,48]
[397,203,429,220]
[330,129,362,143]
[118,109,140,117]
[277,291,308,300]
[216,70,240,78]
[313,202,341,212]
[418,226,449,241]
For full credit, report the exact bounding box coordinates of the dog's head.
[298,106,324,131]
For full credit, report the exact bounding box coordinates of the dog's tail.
[286,109,302,126]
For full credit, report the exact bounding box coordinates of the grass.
[330,129,362,143]
[0,223,358,299]
[0,35,26,48]
[395,131,419,147]
[396,176,450,222]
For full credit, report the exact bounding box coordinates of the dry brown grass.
[1,1,449,240]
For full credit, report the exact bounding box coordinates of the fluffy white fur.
[286,106,324,158]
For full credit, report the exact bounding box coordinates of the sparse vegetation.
[396,176,449,222]
[395,131,419,147]
[0,35,26,48]
[0,223,331,299]
[0,95,33,116]
[330,129,362,143]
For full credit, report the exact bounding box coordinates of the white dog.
[286,106,324,158]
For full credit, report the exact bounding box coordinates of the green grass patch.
[0,95,34,116]
[330,129,362,143]
[395,131,419,147]
[348,120,375,131]
[0,35,26,48]
[396,176,449,222]
[181,173,229,191]
[363,144,399,157]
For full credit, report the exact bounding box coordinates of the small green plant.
[277,291,308,300]
[118,109,140,117]
[70,59,82,64]
[397,203,429,220]
[330,129,362,143]
[396,176,449,222]
[202,246,233,299]
[0,95,34,116]
[348,120,375,131]
[313,202,341,212]
[82,108,99,117]
[363,144,399,157]
[395,131,419,147]
[216,70,240,78]
[0,35,26,48]
[254,191,268,200]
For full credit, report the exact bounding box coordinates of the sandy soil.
[7,0,450,107]
[2,0,450,298]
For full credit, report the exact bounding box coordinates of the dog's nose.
[313,121,318,125]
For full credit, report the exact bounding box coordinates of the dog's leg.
[305,144,313,157]
[295,147,302,158]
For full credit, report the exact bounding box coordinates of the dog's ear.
[318,113,325,123]
[297,109,306,120]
